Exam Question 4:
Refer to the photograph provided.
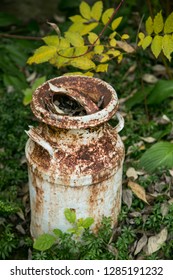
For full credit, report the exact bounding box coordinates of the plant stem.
[0,33,42,40]
[146,0,153,18]
[161,53,173,80]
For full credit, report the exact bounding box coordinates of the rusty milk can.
[25,75,125,238]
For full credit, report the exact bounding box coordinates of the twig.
[0,33,42,41]
[57,0,125,59]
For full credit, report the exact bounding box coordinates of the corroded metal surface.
[25,76,124,237]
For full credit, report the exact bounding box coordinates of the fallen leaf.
[122,189,133,208]
[128,180,149,204]
[126,167,138,180]
[116,40,135,53]
[142,73,158,84]
[16,224,26,235]
[145,228,167,255]
[161,202,169,217]
[140,136,156,143]
[134,234,148,255]
[169,169,173,177]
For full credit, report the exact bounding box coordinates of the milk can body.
[25,76,124,238]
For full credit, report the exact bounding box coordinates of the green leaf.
[3,74,27,90]
[27,46,57,64]
[81,217,94,228]
[102,8,114,25]
[59,37,70,49]
[125,86,153,109]
[64,208,76,224]
[43,36,59,47]
[151,35,162,58]
[23,89,32,105]
[91,1,103,21]
[153,11,164,34]
[164,12,173,34]
[147,79,173,104]
[141,35,152,49]
[33,234,56,251]
[70,57,95,70]
[31,76,46,91]
[80,1,91,19]
[65,31,84,47]
[139,142,173,173]
[145,16,153,35]
[69,22,98,36]
[88,32,100,45]
[162,34,173,61]
[53,229,63,237]
[69,15,86,23]
[111,17,123,31]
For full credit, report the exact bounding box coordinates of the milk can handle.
[114,112,124,133]
[25,127,54,157]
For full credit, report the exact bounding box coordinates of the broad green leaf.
[23,89,32,106]
[64,208,76,224]
[141,35,152,49]
[153,11,163,34]
[74,46,88,56]
[65,31,84,47]
[3,74,27,90]
[125,86,153,109]
[33,234,56,251]
[88,32,100,45]
[139,142,173,173]
[43,36,59,47]
[111,17,123,30]
[162,34,173,61]
[147,79,173,104]
[70,57,96,70]
[27,46,57,64]
[80,1,91,19]
[151,35,162,58]
[145,16,153,35]
[109,38,117,47]
[94,45,104,54]
[81,217,94,228]
[53,229,63,237]
[102,8,114,25]
[96,63,108,72]
[164,12,173,34]
[69,15,86,23]
[91,1,103,21]
[32,76,46,91]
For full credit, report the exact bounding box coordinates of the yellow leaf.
[151,35,162,58]
[69,15,86,23]
[110,38,117,47]
[128,180,149,204]
[96,64,108,72]
[107,49,121,57]
[59,37,70,49]
[102,8,114,25]
[164,12,173,34]
[91,1,103,21]
[109,31,117,39]
[27,46,57,64]
[88,32,100,45]
[121,34,129,40]
[142,35,152,49]
[94,45,104,54]
[69,22,98,36]
[145,16,153,35]
[116,41,135,53]
[138,32,145,46]
[70,57,95,70]
[100,54,110,62]
[153,11,164,34]
[64,71,94,77]
[162,34,173,61]
[43,36,59,46]
[65,31,84,47]
[111,17,123,30]
[56,47,74,68]
[80,1,91,20]
[117,54,123,63]
[74,46,88,56]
